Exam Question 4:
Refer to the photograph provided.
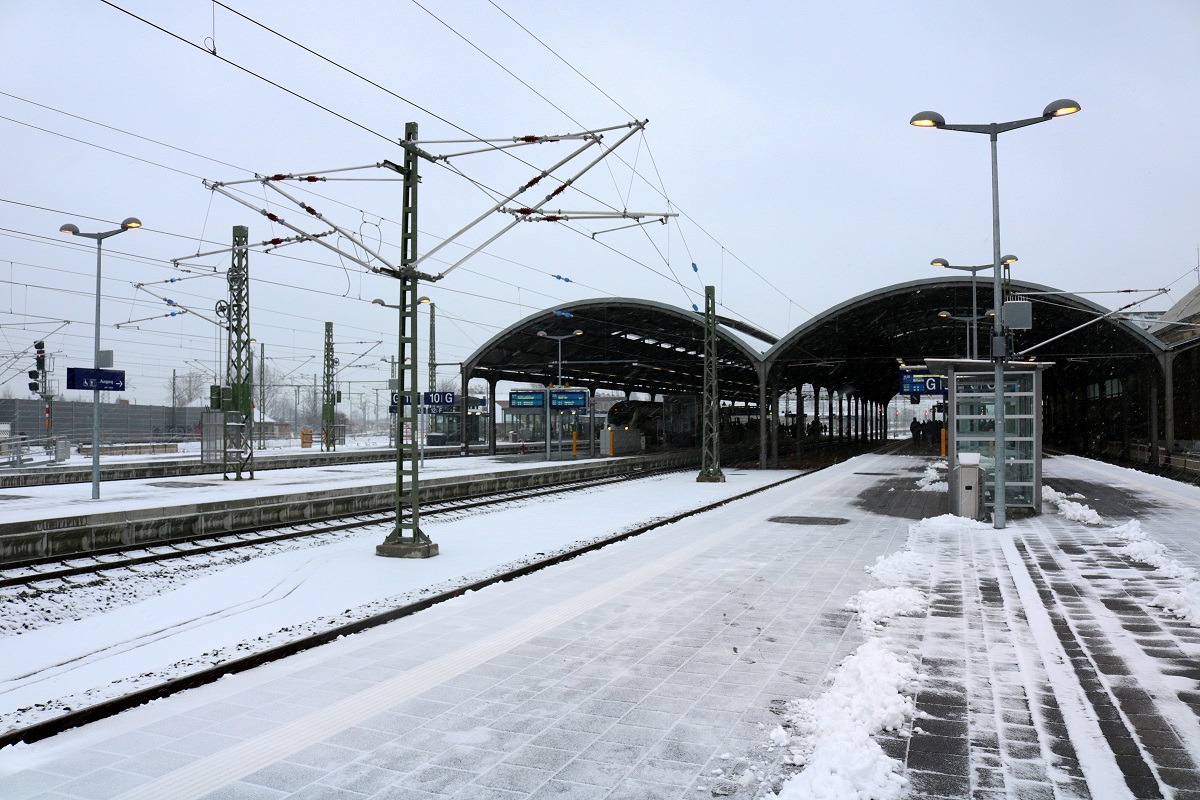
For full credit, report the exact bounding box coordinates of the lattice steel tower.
[697,285,724,482]
[378,121,439,558]
[222,225,254,480]
[322,322,336,451]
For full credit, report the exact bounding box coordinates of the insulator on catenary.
[692,263,699,272]
[543,216,561,222]
[693,304,699,311]
[523,175,543,189]
[515,208,534,215]
[269,238,284,245]
[264,212,281,222]
[554,275,571,283]
[303,205,317,216]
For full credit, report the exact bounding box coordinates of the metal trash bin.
[55,439,72,462]
[955,452,982,520]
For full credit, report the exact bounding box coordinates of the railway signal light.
[31,340,47,393]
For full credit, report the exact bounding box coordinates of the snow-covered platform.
[0,452,693,564]
[0,453,1198,800]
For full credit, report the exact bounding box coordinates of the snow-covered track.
[0,468,687,591]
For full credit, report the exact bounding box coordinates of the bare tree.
[166,371,210,407]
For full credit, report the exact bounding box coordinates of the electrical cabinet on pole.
[697,285,725,482]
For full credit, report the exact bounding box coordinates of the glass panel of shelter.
[954,370,1038,509]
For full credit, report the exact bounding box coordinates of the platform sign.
[509,390,545,408]
[67,367,126,392]
[900,371,944,395]
[549,390,588,409]
[390,391,462,413]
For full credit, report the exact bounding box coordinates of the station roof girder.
[763,276,1167,401]
[463,298,764,402]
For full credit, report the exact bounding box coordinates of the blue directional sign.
[509,390,545,408]
[67,367,126,392]
[549,390,588,409]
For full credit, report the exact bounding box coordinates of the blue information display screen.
[509,390,546,408]
[899,371,944,395]
[549,390,588,409]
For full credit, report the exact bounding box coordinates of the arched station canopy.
[464,298,764,401]
[763,276,1167,401]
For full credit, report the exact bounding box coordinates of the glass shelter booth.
[925,359,1050,520]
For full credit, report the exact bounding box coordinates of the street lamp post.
[60,217,141,500]
[537,329,583,458]
[537,329,583,387]
[912,99,1079,529]
[420,297,435,393]
[377,297,435,449]
[931,255,1016,359]
[936,309,996,359]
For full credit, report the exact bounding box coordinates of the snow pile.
[1106,520,1200,626]
[1153,583,1200,626]
[866,548,929,586]
[846,587,932,631]
[771,638,916,800]
[1043,486,1104,525]
[916,513,994,536]
[1109,520,1199,580]
[915,464,947,493]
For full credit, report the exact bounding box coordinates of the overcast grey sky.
[2,0,1198,406]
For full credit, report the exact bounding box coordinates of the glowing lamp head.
[1043,99,1081,118]
[121,217,142,229]
[931,258,950,268]
[60,223,80,235]
[909,111,945,128]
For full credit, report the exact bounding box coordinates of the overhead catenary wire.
[28,8,764,328]
[150,3,717,302]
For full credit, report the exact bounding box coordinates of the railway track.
[0,466,811,748]
[0,466,689,591]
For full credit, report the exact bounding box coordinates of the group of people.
[909,417,944,452]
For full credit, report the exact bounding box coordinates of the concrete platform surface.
[0,453,1196,800]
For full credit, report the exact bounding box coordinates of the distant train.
[605,396,699,448]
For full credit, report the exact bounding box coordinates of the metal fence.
[0,399,207,444]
